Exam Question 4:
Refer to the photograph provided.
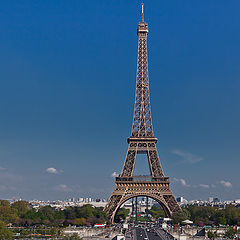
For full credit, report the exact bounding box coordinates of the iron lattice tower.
[104,4,181,224]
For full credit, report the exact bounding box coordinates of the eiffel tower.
[104,4,181,224]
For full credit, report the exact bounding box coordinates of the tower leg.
[132,198,134,221]
[146,197,149,220]
[135,197,138,223]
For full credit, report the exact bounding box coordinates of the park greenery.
[0,200,107,227]
[171,205,240,226]
[0,220,13,239]
[148,205,165,219]
[1,199,240,238]
[115,208,130,222]
[1,199,240,227]
[0,199,107,238]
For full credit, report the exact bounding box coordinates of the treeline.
[0,200,107,227]
[2,199,240,228]
[172,205,240,226]
[143,204,240,227]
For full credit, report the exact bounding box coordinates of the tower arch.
[111,193,171,224]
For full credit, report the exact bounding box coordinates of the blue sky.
[0,0,239,201]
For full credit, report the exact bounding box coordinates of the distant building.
[213,198,220,203]
[208,197,214,202]
[177,197,184,203]
[177,197,188,205]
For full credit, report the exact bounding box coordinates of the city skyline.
[0,0,239,201]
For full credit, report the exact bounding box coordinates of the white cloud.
[0,167,7,171]
[173,178,190,187]
[199,184,210,189]
[220,180,232,188]
[171,150,203,164]
[56,184,73,192]
[111,172,119,178]
[46,167,60,174]
[180,179,189,187]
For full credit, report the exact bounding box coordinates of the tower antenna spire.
[141,3,144,22]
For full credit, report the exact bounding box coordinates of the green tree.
[64,207,77,220]
[87,216,100,226]
[64,205,107,226]
[20,229,29,237]
[0,221,13,240]
[208,231,214,239]
[21,209,40,225]
[172,209,190,224]
[38,206,55,222]
[148,205,165,219]
[75,204,95,219]
[73,218,86,226]
[212,210,225,226]
[55,210,65,219]
[11,201,30,217]
[115,208,130,222]
[224,205,240,225]
[207,230,218,239]
[0,200,18,224]
[49,227,62,239]
[218,216,227,225]
[225,227,235,239]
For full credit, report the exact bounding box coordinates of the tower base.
[104,176,181,224]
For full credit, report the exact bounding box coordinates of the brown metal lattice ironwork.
[104,4,181,224]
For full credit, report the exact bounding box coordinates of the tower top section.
[131,3,153,138]
[137,3,148,35]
